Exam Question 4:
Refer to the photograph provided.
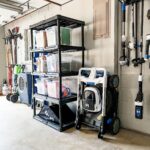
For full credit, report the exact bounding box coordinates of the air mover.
[75,68,120,139]
[18,73,32,105]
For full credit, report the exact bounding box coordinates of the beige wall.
[4,0,117,73]
[4,0,150,135]
[0,26,6,92]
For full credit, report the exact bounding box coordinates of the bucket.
[2,84,9,96]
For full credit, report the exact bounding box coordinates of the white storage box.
[35,55,47,73]
[47,80,59,98]
[45,26,71,48]
[35,78,48,95]
[35,30,47,49]
[46,54,58,72]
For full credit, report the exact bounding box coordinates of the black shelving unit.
[30,15,85,132]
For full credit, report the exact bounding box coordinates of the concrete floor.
[0,97,150,150]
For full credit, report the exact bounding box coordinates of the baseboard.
[121,127,150,136]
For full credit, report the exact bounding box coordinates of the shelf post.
[31,28,36,117]
[33,97,36,116]
[57,18,63,131]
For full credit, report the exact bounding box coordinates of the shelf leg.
[59,104,63,132]
[33,97,36,117]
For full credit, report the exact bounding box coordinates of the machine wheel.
[75,120,81,130]
[108,75,119,88]
[111,117,120,135]
[10,94,18,103]
[6,93,12,101]
[98,131,103,139]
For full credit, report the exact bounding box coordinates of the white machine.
[76,68,120,139]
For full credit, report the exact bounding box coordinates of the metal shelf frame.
[30,15,85,132]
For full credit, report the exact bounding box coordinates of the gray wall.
[0,26,6,92]
[118,0,150,134]
[4,0,150,135]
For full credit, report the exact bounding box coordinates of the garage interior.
[0,0,150,150]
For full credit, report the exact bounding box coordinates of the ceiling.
[0,0,73,26]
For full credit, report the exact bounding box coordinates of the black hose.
[132,1,140,67]
[120,2,127,62]
[135,2,138,60]
[132,4,134,38]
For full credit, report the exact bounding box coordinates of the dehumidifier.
[75,68,120,139]
[18,73,32,105]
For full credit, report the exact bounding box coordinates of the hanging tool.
[4,27,22,92]
[132,2,140,67]
[144,34,150,61]
[145,8,150,67]
[128,4,135,50]
[119,1,129,66]
[135,0,145,119]
[128,4,135,65]
[12,27,23,64]
[4,33,13,90]
[147,9,150,19]
[6,45,13,90]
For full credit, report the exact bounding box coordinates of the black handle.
[145,39,150,57]
[122,3,126,22]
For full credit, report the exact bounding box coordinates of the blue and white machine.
[76,68,120,139]
[18,73,32,105]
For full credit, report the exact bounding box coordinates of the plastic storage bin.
[45,26,71,48]
[35,78,48,95]
[46,54,72,73]
[35,55,47,73]
[47,80,71,98]
[35,30,47,49]
[63,77,77,94]
[46,54,58,72]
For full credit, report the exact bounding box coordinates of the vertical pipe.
[135,2,138,60]
[81,25,84,67]
[140,0,144,75]
[132,4,135,39]
[121,2,126,60]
